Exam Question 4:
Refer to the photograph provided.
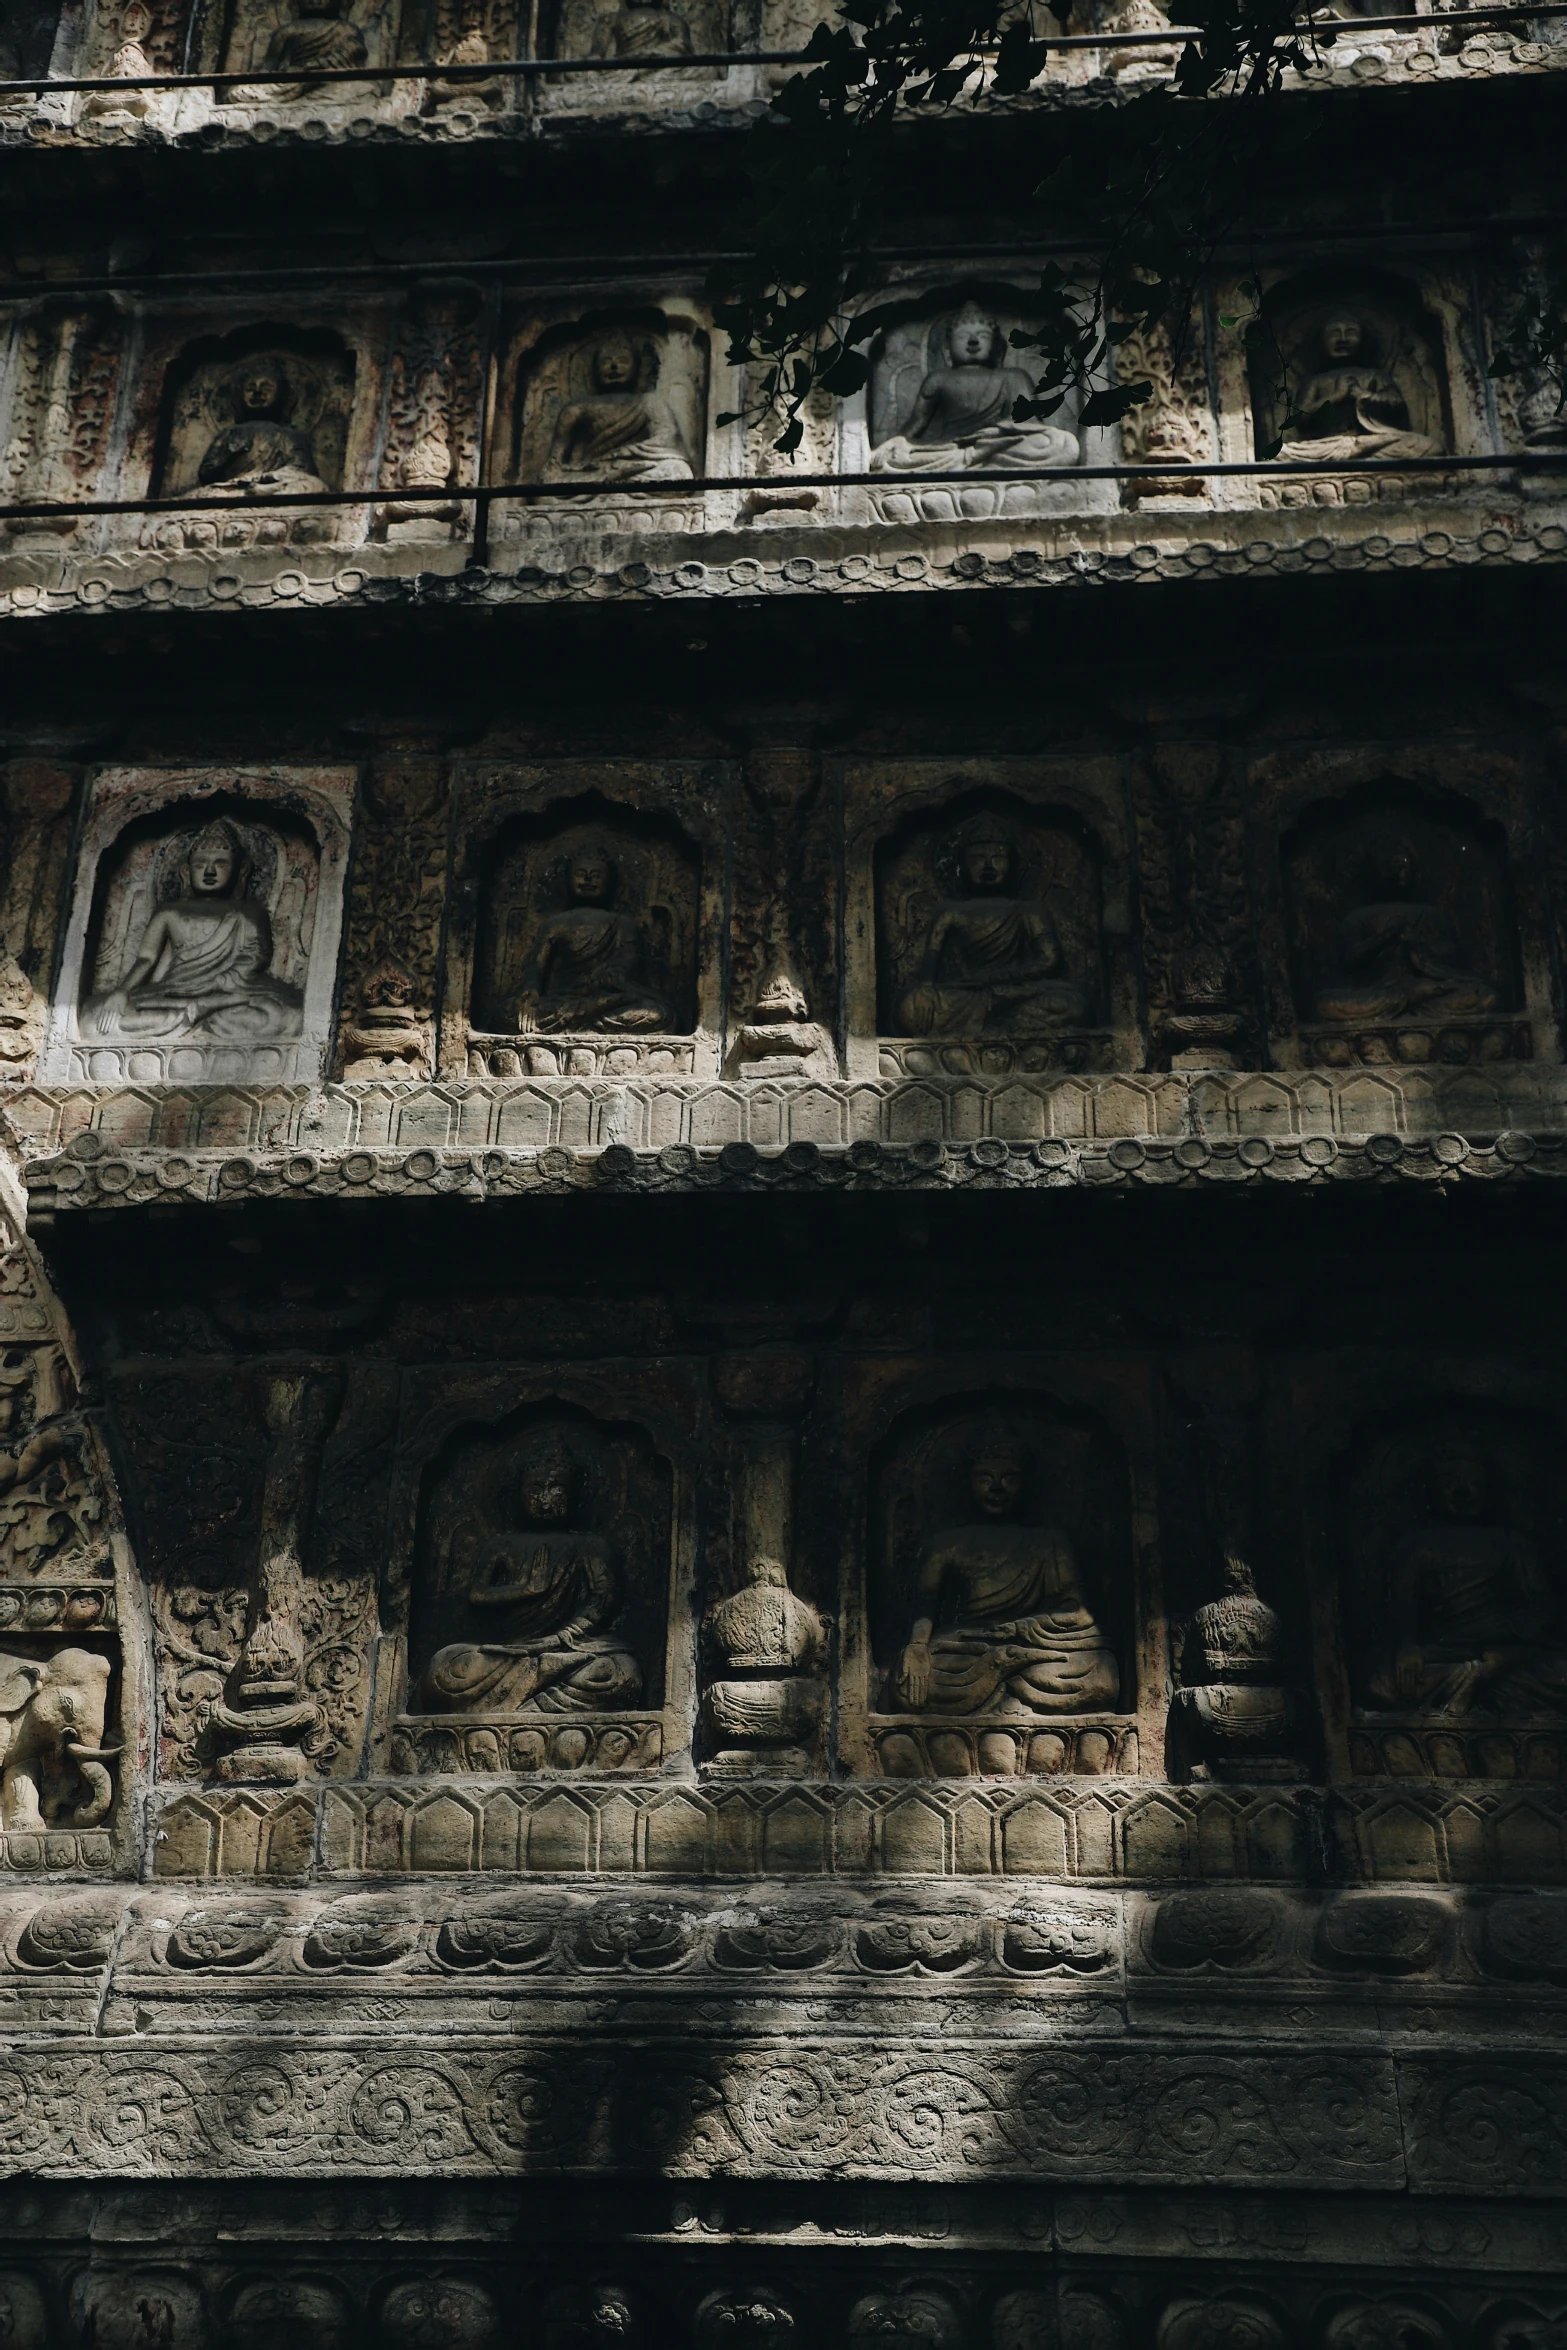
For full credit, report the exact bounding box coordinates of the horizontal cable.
[0,4,1559,96]
[1,449,1563,523]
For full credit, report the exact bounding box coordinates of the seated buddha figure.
[1314,835,1501,1026]
[511,836,674,1034]
[197,361,333,499]
[546,334,694,484]
[1365,1453,1567,1719]
[1277,311,1441,465]
[589,0,693,66]
[420,1432,643,1715]
[261,0,368,87]
[81,818,304,1045]
[896,816,1088,1037]
[891,1428,1119,1717]
[870,301,1079,476]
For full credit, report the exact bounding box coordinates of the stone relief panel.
[0,304,124,532]
[1279,784,1526,1069]
[837,284,1103,526]
[1248,271,1450,467]
[374,291,484,540]
[448,764,727,1081]
[1338,1401,1567,1778]
[856,1390,1141,1780]
[848,766,1140,1079]
[108,1355,396,1784]
[141,327,357,554]
[0,756,82,1081]
[217,0,399,81]
[41,767,352,1086]
[334,753,449,1083]
[497,309,709,538]
[537,0,726,107]
[388,1393,689,1776]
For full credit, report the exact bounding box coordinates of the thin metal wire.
[0,449,1562,525]
[0,3,1559,95]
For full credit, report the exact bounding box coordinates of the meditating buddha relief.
[218,0,397,82]
[396,1407,674,1776]
[1280,784,1524,1067]
[1248,271,1450,470]
[42,768,352,1086]
[855,287,1096,524]
[504,313,708,509]
[1339,1406,1567,1777]
[468,802,701,1072]
[541,0,720,80]
[145,329,356,551]
[875,796,1110,1072]
[866,1399,1134,1779]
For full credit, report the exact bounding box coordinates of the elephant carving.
[0,1647,117,1830]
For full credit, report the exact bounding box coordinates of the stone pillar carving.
[376,287,486,545]
[722,706,847,1072]
[209,1365,343,1784]
[1165,1342,1307,1781]
[1,305,124,529]
[335,751,452,1080]
[704,1351,828,1771]
[0,757,81,1076]
[1133,743,1257,1069]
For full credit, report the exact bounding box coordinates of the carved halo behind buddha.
[510,313,707,495]
[1249,271,1450,467]
[153,330,355,535]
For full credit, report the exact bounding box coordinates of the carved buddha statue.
[80,818,305,1047]
[420,1432,642,1715]
[890,1428,1119,1717]
[896,816,1088,1038]
[1175,1553,1301,1779]
[546,333,693,483]
[1313,835,1501,1026]
[870,301,1079,477]
[262,0,368,85]
[197,361,332,498]
[511,836,673,1034]
[588,0,693,62]
[1278,311,1441,464]
[727,966,835,1080]
[1365,1453,1567,1718]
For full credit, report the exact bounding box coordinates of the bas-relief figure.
[1283,797,1515,1046]
[1363,1452,1567,1720]
[514,321,706,490]
[79,817,305,1049]
[415,1424,648,1717]
[868,299,1079,479]
[886,1423,1120,1719]
[726,967,835,1080]
[703,1553,828,1766]
[879,807,1100,1040]
[552,0,719,69]
[0,1646,115,1829]
[260,0,367,81]
[1251,281,1447,467]
[156,341,353,506]
[475,815,698,1039]
[1173,1554,1302,1781]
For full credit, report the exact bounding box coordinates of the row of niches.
[31,0,1557,132]
[0,265,1559,574]
[87,1360,1567,1803]
[27,752,1561,1089]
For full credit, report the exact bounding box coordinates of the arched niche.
[151,323,356,500]
[1247,267,1451,464]
[875,788,1108,1047]
[1281,779,1523,1061]
[471,794,702,1041]
[507,308,708,487]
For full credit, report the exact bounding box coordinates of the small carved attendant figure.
[511,835,673,1034]
[897,815,1087,1037]
[547,332,694,482]
[892,1427,1119,1716]
[197,360,332,497]
[1315,835,1500,1026]
[81,818,304,1046]
[870,301,1078,477]
[704,1555,828,1766]
[1279,311,1441,464]
[262,0,368,85]
[727,966,835,1080]
[1175,1553,1301,1780]
[420,1430,642,1714]
[1366,1454,1567,1718]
